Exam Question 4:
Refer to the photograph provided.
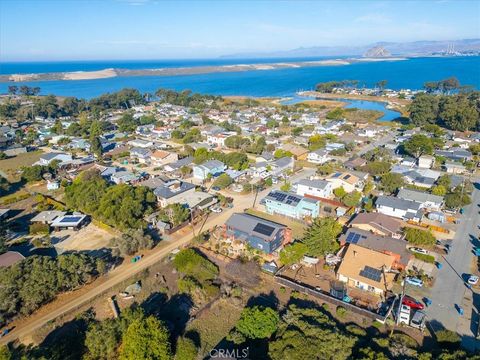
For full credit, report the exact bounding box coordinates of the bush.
[346,324,366,336]
[29,222,50,235]
[412,252,436,263]
[336,306,347,318]
[404,227,436,246]
[435,329,461,344]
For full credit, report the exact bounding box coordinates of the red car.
[402,295,425,310]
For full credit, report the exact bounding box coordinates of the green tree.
[308,134,326,151]
[437,174,452,190]
[302,217,342,256]
[431,185,447,196]
[342,190,362,207]
[380,173,405,194]
[213,173,233,189]
[90,135,103,158]
[235,306,279,340]
[21,165,46,182]
[409,93,439,126]
[404,228,436,246]
[160,203,190,227]
[173,249,218,282]
[279,242,308,266]
[444,192,471,209]
[280,182,291,192]
[120,316,171,360]
[0,176,10,196]
[361,161,391,176]
[175,337,197,360]
[403,134,434,158]
[333,186,347,199]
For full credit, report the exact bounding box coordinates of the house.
[193,160,226,180]
[444,161,466,174]
[325,143,345,153]
[128,139,154,148]
[296,179,333,199]
[401,157,417,167]
[207,131,236,148]
[339,228,410,269]
[325,171,363,193]
[417,155,435,169]
[35,152,72,166]
[270,157,294,177]
[375,195,422,221]
[51,214,88,231]
[0,251,25,267]
[344,157,367,170]
[349,212,403,239]
[0,209,10,220]
[398,169,441,189]
[111,170,142,184]
[436,149,472,162]
[150,150,178,167]
[153,180,196,207]
[223,213,292,254]
[337,244,396,295]
[164,156,194,173]
[31,210,67,224]
[47,180,60,190]
[130,147,152,164]
[307,149,331,164]
[256,151,274,163]
[397,188,443,211]
[263,190,320,219]
[281,144,309,160]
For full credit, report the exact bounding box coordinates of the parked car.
[399,304,411,324]
[211,186,221,191]
[405,277,424,287]
[409,247,428,255]
[468,275,479,285]
[402,295,425,310]
[410,310,427,330]
[211,206,222,213]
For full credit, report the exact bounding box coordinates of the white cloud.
[354,13,392,24]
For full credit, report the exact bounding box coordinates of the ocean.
[0,56,478,99]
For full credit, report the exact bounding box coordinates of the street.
[425,179,480,350]
[0,168,315,345]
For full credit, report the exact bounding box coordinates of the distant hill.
[222,39,480,59]
[363,46,391,58]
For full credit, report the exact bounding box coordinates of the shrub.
[336,306,347,318]
[346,324,366,336]
[29,222,50,235]
[435,329,461,344]
[404,227,436,246]
[412,252,436,263]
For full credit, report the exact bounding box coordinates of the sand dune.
[62,68,117,80]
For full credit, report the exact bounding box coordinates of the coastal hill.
[363,46,391,58]
[222,38,480,58]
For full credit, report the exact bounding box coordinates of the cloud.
[117,0,151,6]
[354,12,392,25]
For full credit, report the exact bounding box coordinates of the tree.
[175,337,197,360]
[21,165,46,182]
[7,86,18,96]
[444,192,471,209]
[224,135,250,149]
[308,134,326,151]
[90,135,103,158]
[437,174,452,190]
[234,306,279,340]
[333,187,347,199]
[409,93,439,126]
[110,230,154,256]
[431,185,447,196]
[0,176,10,196]
[119,316,171,360]
[380,173,405,194]
[279,242,308,266]
[280,182,291,192]
[438,94,477,131]
[403,134,434,158]
[404,228,436,247]
[274,149,293,159]
[173,249,218,282]
[361,161,391,176]
[213,173,233,189]
[342,190,362,207]
[160,203,190,227]
[302,217,342,256]
[376,80,388,91]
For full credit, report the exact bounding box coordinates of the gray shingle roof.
[297,179,330,190]
[397,188,443,205]
[376,195,422,211]
[225,213,285,241]
[153,180,195,199]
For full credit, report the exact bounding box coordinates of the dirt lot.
[53,223,117,252]
[0,151,43,180]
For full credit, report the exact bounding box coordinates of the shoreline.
[0,57,408,83]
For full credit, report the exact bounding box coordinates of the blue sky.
[1,0,479,61]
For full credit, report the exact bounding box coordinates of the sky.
[0,0,479,61]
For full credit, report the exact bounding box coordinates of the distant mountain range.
[222,39,480,58]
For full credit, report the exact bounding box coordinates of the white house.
[375,195,422,221]
[307,149,331,164]
[35,152,72,166]
[417,155,435,169]
[296,179,333,199]
[397,188,443,211]
[444,162,466,174]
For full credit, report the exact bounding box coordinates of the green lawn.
[0,150,43,180]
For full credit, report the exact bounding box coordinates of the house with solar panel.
[51,213,88,231]
[263,190,320,220]
[325,171,364,193]
[223,213,292,255]
[336,244,396,295]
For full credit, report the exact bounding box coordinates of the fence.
[274,275,387,322]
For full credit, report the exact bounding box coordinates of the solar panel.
[253,223,275,236]
[359,266,382,282]
[346,231,361,244]
[60,216,82,223]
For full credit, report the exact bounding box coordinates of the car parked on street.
[468,275,479,285]
[402,295,425,310]
[211,206,222,213]
[409,247,428,255]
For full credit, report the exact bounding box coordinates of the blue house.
[263,190,320,219]
[224,213,291,254]
[193,160,226,180]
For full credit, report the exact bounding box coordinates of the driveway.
[425,180,480,348]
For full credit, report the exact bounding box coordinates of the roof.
[153,180,195,199]
[0,251,25,267]
[273,156,293,168]
[376,196,422,211]
[327,171,359,185]
[130,147,151,156]
[167,156,194,170]
[281,144,308,156]
[397,188,443,205]
[225,213,287,242]
[31,210,66,223]
[350,212,402,236]
[51,214,87,227]
[138,176,170,189]
[199,159,225,170]
[297,179,330,191]
[0,209,9,218]
[265,190,318,206]
[337,244,396,289]
[340,228,410,265]
[151,150,172,159]
[40,152,68,161]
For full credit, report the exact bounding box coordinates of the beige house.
[325,171,363,193]
[337,244,396,296]
[349,212,402,239]
[150,150,178,167]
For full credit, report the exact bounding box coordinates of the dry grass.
[0,150,43,180]
[245,208,306,239]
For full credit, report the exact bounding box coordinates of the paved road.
[426,180,480,345]
[1,169,314,345]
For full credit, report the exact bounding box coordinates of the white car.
[409,247,428,255]
[468,275,479,285]
[211,207,222,213]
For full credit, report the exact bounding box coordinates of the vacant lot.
[245,208,306,239]
[0,151,43,180]
[53,223,117,252]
